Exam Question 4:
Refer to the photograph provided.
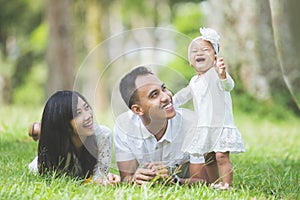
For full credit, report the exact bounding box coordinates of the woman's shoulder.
[94,124,112,138]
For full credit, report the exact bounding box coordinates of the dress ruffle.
[182,127,245,156]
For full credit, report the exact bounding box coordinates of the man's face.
[133,74,176,124]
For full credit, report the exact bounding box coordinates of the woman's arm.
[93,126,112,180]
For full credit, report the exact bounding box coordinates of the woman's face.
[70,97,94,138]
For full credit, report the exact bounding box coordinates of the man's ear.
[131,104,144,116]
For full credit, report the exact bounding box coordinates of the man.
[114,66,216,185]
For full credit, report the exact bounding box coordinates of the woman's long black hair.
[37,90,98,179]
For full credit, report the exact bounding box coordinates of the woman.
[28,90,120,185]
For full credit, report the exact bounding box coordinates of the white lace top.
[92,124,112,180]
[28,124,112,180]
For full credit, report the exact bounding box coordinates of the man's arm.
[117,159,138,182]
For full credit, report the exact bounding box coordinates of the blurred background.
[0,0,300,122]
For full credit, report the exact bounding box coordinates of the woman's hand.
[105,172,121,185]
[94,173,121,186]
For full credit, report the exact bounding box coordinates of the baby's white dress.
[174,67,245,156]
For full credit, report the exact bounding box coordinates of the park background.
[0,0,299,199]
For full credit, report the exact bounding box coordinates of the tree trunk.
[269,0,300,110]
[81,0,107,112]
[205,0,297,111]
[46,0,74,97]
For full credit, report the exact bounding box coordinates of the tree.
[269,0,300,111]
[46,0,74,96]
[0,0,44,104]
[205,0,299,113]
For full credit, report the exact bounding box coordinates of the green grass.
[0,105,299,199]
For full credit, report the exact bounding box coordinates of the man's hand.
[133,162,169,185]
[133,167,157,185]
[147,162,169,178]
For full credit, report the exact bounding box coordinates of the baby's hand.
[216,57,226,79]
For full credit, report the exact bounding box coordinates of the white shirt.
[114,108,205,167]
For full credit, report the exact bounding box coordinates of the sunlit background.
[0,1,300,199]
[0,0,299,123]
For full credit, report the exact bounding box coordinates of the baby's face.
[188,39,216,74]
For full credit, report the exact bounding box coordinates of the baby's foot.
[219,182,230,190]
[211,182,223,189]
[211,182,231,190]
[28,122,41,141]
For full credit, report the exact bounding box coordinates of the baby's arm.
[219,73,234,91]
[216,57,234,91]
[173,86,193,107]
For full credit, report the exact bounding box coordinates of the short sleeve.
[113,124,136,162]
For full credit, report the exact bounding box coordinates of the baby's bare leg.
[204,152,219,183]
[216,151,232,186]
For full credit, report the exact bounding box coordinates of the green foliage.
[160,1,204,95]
[0,0,28,29]
[167,58,195,80]
[231,88,297,122]
[172,2,204,37]
[121,0,156,28]
[29,23,48,53]
[12,64,46,106]
[0,106,299,199]
[158,60,192,90]
[0,0,45,104]
[232,92,293,121]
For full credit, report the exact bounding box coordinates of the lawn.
[0,105,299,199]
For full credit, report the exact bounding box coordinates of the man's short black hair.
[119,66,153,108]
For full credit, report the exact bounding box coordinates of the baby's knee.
[215,152,230,164]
